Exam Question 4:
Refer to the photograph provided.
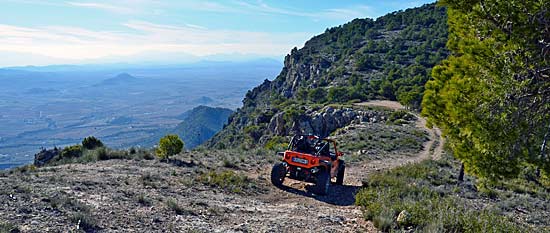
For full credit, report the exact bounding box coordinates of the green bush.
[165,198,186,215]
[198,170,253,193]
[82,136,104,150]
[283,108,305,124]
[243,125,262,141]
[0,221,18,233]
[60,145,83,159]
[388,110,415,123]
[136,194,152,206]
[70,211,98,231]
[308,88,327,103]
[156,134,184,160]
[264,136,288,151]
[327,87,350,103]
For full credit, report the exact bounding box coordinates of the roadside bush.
[82,136,104,150]
[156,134,184,160]
[355,160,530,232]
[388,110,415,123]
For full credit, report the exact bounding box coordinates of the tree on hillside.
[82,136,104,150]
[422,0,550,180]
[156,134,184,161]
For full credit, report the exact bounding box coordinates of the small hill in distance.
[96,73,139,86]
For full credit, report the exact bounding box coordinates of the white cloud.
[66,2,137,14]
[232,1,373,20]
[66,1,165,15]
[0,21,311,66]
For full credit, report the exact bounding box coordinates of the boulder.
[396,210,411,226]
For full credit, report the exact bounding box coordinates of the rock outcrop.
[34,148,60,167]
[267,106,387,138]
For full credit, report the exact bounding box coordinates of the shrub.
[243,125,262,141]
[136,194,152,206]
[70,212,98,232]
[308,88,327,103]
[165,198,186,215]
[156,134,184,160]
[198,170,253,193]
[388,110,415,123]
[82,136,104,150]
[327,87,350,103]
[97,147,109,160]
[0,221,19,233]
[60,145,83,159]
[264,136,288,151]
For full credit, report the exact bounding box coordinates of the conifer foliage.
[422,0,550,179]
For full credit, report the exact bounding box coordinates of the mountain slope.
[207,3,448,149]
[173,106,233,149]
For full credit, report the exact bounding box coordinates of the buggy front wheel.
[270,163,286,187]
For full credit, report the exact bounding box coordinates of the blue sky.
[0,0,434,66]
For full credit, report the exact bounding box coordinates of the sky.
[0,0,434,67]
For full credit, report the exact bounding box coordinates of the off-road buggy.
[270,135,345,195]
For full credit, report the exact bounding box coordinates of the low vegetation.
[197,170,257,194]
[165,198,188,215]
[0,221,18,233]
[356,154,550,232]
[333,121,428,163]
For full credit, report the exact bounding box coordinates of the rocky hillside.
[172,106,233,149]
[207,3,448,149]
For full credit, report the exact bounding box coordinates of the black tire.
[270,163,286,187]
[315,168,330,195]
[336,161,345,185]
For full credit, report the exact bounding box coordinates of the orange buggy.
[270,135,345,195]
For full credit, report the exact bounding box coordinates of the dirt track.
[232,101,446,232]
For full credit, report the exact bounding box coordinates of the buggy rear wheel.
[270,163,286,187]
[314,168,330,195]
[336,161,345,185]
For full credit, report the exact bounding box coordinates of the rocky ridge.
[207,3,448,149]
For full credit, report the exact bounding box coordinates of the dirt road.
[216,101,445,232]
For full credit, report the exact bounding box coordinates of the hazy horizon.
[0,0,433,67]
